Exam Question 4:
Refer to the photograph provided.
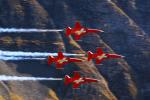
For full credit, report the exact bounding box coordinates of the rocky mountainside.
[112,0,150,35]
[0,0,149,100]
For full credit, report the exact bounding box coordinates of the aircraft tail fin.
[66,27,72,37]
[87,51,93,61]
[47,56,54,65]
[64,75,72,85]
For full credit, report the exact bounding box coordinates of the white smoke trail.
[0,56,46,60]
[0,50,85,60]
[0,75,62,81]
[0,28,63,33]
[0,50,85,57]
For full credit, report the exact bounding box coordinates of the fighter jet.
[64,71,98,89]
[47,52,82,69]
[87,48,124,64]
[66,22,104,40]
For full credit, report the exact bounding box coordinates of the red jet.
[64,71,98,89]
[87,48,124,64]
[48,52,82,69]
[66,22,104,40]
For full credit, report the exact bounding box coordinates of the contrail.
[0,50,85,60]
[0,56,46,61]
[0,28,63,33]
[0,50,85,57]
[0,75,63,81]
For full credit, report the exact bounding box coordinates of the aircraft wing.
[56,63,64,69]
[72,83,81,89]
[96,59,103,64]
[74,35,81,40]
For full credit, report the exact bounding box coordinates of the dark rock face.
[112,0,150,36]
[0,0,149,100]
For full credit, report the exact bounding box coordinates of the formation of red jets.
[48,49,123,89]
[46,22,124,89]
[48,48,123,69]
[48,22,123,89]
[0,21,124,89]
[46,22,124,88]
